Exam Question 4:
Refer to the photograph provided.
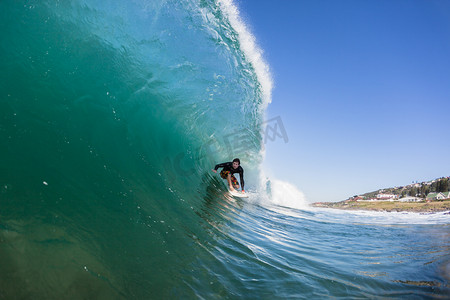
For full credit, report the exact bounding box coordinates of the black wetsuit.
[214,162,244,190]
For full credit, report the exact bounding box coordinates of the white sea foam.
[266,179,308,210]
[311,207,450,225]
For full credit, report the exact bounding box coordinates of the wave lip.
[217,0,273,107]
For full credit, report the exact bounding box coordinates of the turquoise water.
[1,0,449,298]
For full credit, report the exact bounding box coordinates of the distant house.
[376,194,398,201]
[426,193,438,200]
[399,196,422,202]
[442,191,450,199]
[426,192,446,200]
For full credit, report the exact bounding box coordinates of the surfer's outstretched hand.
[212,169,217,173]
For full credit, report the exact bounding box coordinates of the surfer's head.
[232,158,240,169]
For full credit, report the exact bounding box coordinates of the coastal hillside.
[358,176,449,200]
[312,176,450,213]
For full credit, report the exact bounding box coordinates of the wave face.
[1,1,449,299]
[0,0,267,297]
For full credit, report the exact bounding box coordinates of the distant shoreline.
[311,200,450,213]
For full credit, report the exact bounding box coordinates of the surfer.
[212,158,245,194]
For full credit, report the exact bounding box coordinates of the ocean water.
[1,0,449,299]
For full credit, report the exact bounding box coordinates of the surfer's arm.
[214,162,229,171]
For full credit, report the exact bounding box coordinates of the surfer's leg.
[230,175,239,190]
[227,173,236,192]
[221,170,237,191]
[220,170,228,179]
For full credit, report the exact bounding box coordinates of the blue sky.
[236,0,450,203]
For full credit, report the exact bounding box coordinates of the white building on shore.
[398,196,422,202]
[376,193,398,200]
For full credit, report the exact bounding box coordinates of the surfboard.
[228,190,249,198]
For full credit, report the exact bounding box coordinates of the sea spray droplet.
[43,181,48,186]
